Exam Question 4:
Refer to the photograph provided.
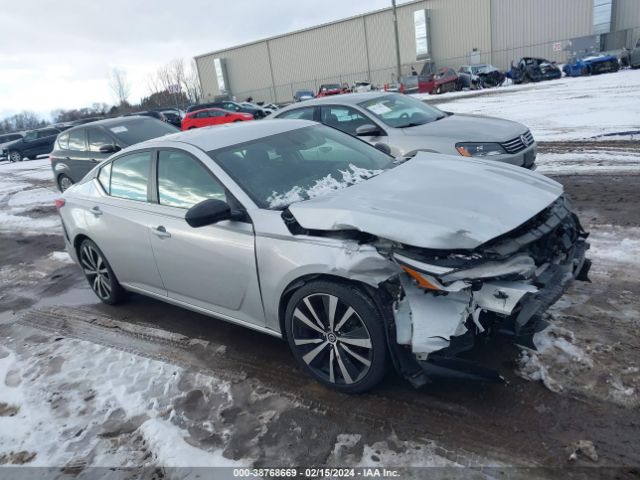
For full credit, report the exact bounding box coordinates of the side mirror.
[374,143,391,155]
[355,124,382,136]
[98,144,120,154]
[185,199,232,227]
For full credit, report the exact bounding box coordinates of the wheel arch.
[277,273,387,339]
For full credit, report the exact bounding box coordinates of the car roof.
[189,107,226,114]
[139,119,316,152]
[278,91,395,109]
[60,115,158,134]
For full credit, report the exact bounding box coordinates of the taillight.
[49,155,53,164]
[399,83,405,93]
[55,199,65,210]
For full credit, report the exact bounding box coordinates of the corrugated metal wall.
[490,0,592,69]
[614,0,640,46]
[195,0,639,103]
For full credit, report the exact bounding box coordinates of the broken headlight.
[456,142,506,157]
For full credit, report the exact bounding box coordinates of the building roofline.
[193,0,424,60]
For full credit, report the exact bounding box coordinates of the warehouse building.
[194,0,640,103]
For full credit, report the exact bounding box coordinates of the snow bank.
[536,150,640,175]
[413,69,640,141]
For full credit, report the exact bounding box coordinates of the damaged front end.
[381,196,591,386]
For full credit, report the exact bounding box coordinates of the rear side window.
[277,107,315,121]
[88,128,114,152]
[38,129,59,138]
[110,152,150,202]
[157,150,226,209]
[98,162,112,193]
[68,129,86,151]
[107,118,177,146]
[57,133,69,150]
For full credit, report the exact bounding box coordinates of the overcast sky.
[0,0,405,120]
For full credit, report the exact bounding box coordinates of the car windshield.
[322,84,340,91]
[298,91,313,96]
[107,118,178,145]
[209,125,394,209]
[358,94,446,128]
[471,65,487,74]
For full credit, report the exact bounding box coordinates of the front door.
[146,149,265,326]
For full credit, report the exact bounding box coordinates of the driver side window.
[157,150,226,209]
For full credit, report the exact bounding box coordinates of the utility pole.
[392,0,402,80]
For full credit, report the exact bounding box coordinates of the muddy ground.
[0,147,639,476]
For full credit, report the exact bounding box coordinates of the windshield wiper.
[396,121,426,128]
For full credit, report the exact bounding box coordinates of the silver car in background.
[57,120,589,392]
[271,92,537,168]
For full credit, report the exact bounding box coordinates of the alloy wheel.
[9,151,21,163]
[291,293,373,386]
[80,243,112,301]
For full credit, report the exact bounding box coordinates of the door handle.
[90,206,103,216]
[152,225,171,238]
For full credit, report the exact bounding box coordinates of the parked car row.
[270,92,537,169]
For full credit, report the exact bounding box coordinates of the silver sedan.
[58,120,590,392]
[271,92,537,168]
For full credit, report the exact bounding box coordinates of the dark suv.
[3,127,63,162]
[186,101,265,118]
[0,132,24,161]
[50,116,178,191]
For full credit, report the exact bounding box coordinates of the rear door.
[65,128,91,181]
[145,148,265,326]
[87,151,166,295]
[34,128,61,156]
[208,110,227,125]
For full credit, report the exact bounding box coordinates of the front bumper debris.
[389,197,591,385]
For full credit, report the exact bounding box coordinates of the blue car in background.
[563,54,620,77]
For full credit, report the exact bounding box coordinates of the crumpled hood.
[288,153,563,250]
[402,113,527,142]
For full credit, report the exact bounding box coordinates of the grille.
[501,130,534,154]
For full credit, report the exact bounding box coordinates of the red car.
[316,83,342,97]
[432,67,461,94]
[181,108,254,130]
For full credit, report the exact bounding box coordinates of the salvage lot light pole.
[392,0,402,80]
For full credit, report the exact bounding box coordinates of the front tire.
[9,150,21,163]
[284,280,387,393]
[57,174,73,192]
[78,239,126,305]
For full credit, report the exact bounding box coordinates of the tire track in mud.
[17,306,640,470]
[537,140,639,154]
[17,306,531,468]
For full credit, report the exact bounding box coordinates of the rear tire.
[78,239,126,305]
[284,280,388,393]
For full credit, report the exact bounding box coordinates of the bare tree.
[108,68,131,106]
[183,59,202,104]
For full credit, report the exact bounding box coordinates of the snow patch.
[267,165,383,208]
[138,418,246,468]
[49,251,73,264]
[517,325,593,393]
[7,187,58,208]
[412,69,640,141]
